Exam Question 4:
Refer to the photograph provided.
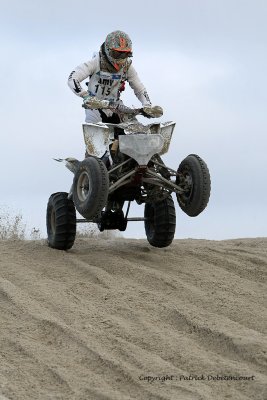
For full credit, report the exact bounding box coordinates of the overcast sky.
[0,0,266,240]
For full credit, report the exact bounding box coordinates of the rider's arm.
[127,64,152,106]
[67,57,98,98]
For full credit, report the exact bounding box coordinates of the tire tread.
[46,192,76,250]
[145,196,176,248]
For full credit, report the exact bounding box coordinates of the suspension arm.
[108,170,136,193]
[144,170,185,194]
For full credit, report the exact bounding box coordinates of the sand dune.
[0,237,266,400]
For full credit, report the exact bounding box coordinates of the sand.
[0,237,266,400]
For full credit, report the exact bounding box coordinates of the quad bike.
[46,103,211,250]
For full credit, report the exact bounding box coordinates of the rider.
[67,30,154,123]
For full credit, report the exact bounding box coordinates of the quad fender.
[83,123,111,157]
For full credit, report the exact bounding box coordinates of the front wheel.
[144,197,176,248]
[46,192,76,250]
[72,157,109,220]
[176,154,211,217]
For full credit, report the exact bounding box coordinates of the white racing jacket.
[67,54,151,106]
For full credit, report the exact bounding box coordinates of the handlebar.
[82,99,163,119]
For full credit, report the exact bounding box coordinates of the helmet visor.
[109,49,132,59]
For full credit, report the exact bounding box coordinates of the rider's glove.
[83,95,111,109]
[140,108,153,118]
[141,105,163,118]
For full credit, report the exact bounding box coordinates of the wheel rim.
[184,172,193,198]
[179,169,193,204]
[77,171,91,202]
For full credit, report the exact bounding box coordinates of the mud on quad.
[46,104,211,250]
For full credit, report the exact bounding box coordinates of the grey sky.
[0,0,266,239]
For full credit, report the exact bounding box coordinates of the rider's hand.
[141,105,163,118]
[140,108,153,118]
[82,96,110,109]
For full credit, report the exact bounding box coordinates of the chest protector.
[87,58,130,102]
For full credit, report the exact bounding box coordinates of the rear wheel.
[73,157,109,220]
[176,154,211,217]
[144,197,176,248]
[46,192,76,250]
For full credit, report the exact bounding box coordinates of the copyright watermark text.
[139,374,255,383]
